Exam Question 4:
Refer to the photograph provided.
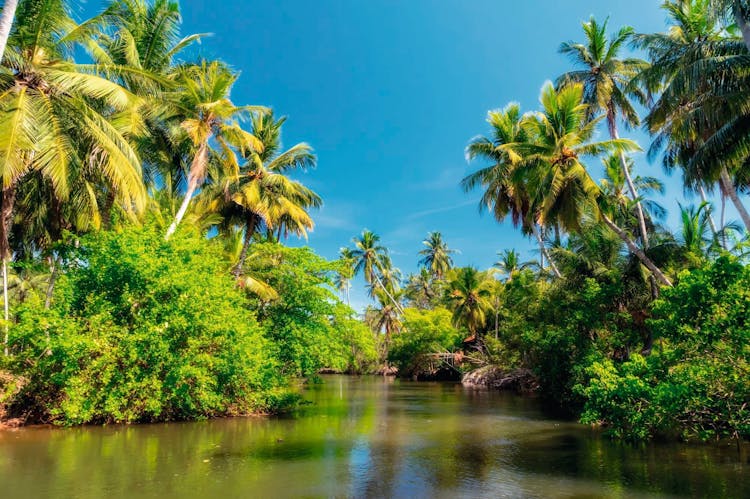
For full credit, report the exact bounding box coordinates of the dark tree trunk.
[233,215,258,278]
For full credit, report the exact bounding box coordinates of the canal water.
[0,375,747,498]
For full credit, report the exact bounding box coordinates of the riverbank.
[1,375,747,498]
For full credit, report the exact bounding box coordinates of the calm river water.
[0,375,747,498]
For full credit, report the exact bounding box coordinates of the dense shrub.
[5,224,290,425]
[249,243,378,377]
[388,307,464,377]
[578,257,750,441]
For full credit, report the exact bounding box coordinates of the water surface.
[1,375,747,498]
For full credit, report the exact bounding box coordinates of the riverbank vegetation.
[0,0,377,426]
[0,0,747,443]
[346,1,750,442]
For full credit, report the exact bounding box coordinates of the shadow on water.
[0,375,747,498]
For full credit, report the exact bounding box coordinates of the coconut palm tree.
[0,0,146,354]
[518,83,673,286]
[350,230,404,313]
[462,103,561,276]
[417,231,456,279]
[209,113,320,277]
[558,16,651,247]
[164,60,266,238]
[639,1,750,233]
[494,249,535,282]
[404,268,436,309]
[335,247,356,306]
[446,267,492,342]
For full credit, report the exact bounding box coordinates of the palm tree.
[639,1,750,233]
[494,249,535,282]
[558,16,651,248]
[417,231,456,279]
[0,0,18,62]
[211,112,320,277]
[164,60,266,239]
[0,0,146,354]
[446,267,492,342]
[404,268,436,309]
[335,247,355,306]
[462,103,561,276]
[519,83,673,286]
[350,230,403,313]
[678,202,714,260]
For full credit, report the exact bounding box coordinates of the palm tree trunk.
[733,2,750,53]
[721,190,727,250]
[719,167,750,233]
[233,215,257,278]
[165,143,208,240]
[611,120,650,248]
[1,183,15,356]
[698,185,719,239]
[45,255,57,309]
[0,0,18,63]
[373,272,404,315]
[601,213,672,287]
[532,224,561,278]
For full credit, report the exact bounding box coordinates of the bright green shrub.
[249,243,378,377]
[388,307,464,377]
[7,223,288,425]
[578,257,750,441]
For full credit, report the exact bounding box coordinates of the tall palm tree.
[350,230,403,313]
[446,267,492,342]
[0,0,146,354]
[558,16,651,247]
[404,268,435,309]
[519,83,673,286]
[417,231,456,279]
[164,60,265,238]
[335,247,355,306]
[0,0,17,63]
[462,103,561,276]
[639,1,750,233]
[211,112,320,277]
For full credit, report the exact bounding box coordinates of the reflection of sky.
[1,376,748,498]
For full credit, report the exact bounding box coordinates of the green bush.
[578,257,750,441]
[249,243,378,377]
[388,307,464,377]
[7,223,288,425]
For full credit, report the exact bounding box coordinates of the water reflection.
[0,375,747,498]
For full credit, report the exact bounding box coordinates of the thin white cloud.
[405,199,478,221]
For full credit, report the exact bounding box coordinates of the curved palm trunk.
[0,0,18,63]
[721,190,727,249]
[719,167,750,233]
[1,183,14,356]
[373,271,404,315]
[698,185,719,239]
[610,119,650,248]
[601,213,672,287]
[733,3,750,52]
[532,223,561,278]
[165,142,208,240]
[233,215,258,278]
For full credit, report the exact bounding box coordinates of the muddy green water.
[1,375,747,498]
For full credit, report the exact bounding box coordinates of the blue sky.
[84,1,744,310]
